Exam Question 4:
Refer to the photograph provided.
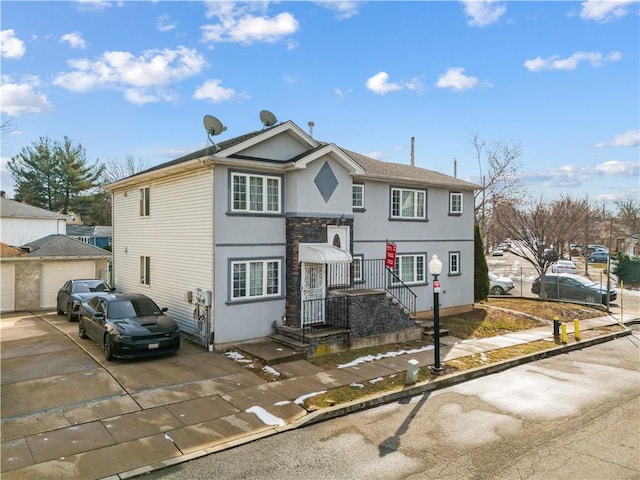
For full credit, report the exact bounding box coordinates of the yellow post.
[561,323,567,344]
[574,319,580,341]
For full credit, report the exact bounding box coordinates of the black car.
[78,293,180,360]
[57,279,115,321]
[531,273,617,305]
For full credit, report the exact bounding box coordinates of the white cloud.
[124,89,161,105]
[365,72,404,95]
[524,51,622,71]
[366,151,384,160]
[595,130,640,148]
[315,1,362,19]
[0,75,52,115]
[193,79,238,103]
[156,14,177,32]
[365,72,425,95]
[0,29,26,59]
[436,67,491,90]
[579,0,637,22]
[460,0,507,27]
[53,46,206,103]
[201,2,299,45]
[523,160,639,188]
[61,32,87,50]
[75,0,113,11]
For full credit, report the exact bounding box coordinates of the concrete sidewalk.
[1,310,637,480]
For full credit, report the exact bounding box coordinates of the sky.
[1,0,639,211]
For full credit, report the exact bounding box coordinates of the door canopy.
[299,243,352,264]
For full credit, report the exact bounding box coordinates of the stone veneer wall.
[344,291,419,338]
[285,216,353,327]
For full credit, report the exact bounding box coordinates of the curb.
[294,328,633,428]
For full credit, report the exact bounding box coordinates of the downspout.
[209,160,216,351]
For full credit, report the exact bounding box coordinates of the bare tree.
[615,198,640,237]
[468,132,524,251]
[101,155,149,185]
[492,195,590,297]
[1,115,15,137]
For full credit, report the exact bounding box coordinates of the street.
[140,328,640,480]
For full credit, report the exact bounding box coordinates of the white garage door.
[1,264,16,312]
[40,262,95,309]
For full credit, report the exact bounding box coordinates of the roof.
[0,197,69,220]
[299,243,353,264]
[67,225,113,237]
[107,121,480,190]
[23,235,111,257]
[0,243,26,258]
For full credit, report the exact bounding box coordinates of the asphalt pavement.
[1,306,638,480]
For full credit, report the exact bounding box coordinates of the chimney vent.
[308,121,315,137]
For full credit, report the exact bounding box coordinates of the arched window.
[332,234,341,249]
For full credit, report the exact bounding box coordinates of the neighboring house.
[0,235,111,313]
[0,193,69,247]
[66,225,112,249]
[107,120,479,351]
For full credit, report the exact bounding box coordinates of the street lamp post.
[429,255,444,375]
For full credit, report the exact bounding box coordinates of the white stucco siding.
[111,169,215,334]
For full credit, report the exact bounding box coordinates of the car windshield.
[573,276,598,287]
[73,281,110,293]
[108,299,162,319]
[489,273,497,280]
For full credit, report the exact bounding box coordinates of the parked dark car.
[57,279,115,321]
[588,251,609,263]
[78,293,180,360]
[531,273,616,305]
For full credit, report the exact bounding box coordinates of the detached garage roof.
[0,197,69,220]
[23,235,111,257]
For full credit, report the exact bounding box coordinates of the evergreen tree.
[8,136,103,213]
[474,222,489,302]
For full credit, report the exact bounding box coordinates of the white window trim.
[449,251,461,275]
[231,258,281,300]
[352,184,365,209]
[391,187,426,219]
[231,172,282,214]
[352,254,364,282]
[449,192,463,214]
[391,253,426,285]
[139,186,150,217]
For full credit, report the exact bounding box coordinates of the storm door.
[301,262,325,325]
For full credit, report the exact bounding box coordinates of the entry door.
[327,226,350,287]
[301,262,325,325]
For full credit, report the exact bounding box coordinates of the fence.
[327,258,416,314]
[301,295,349,340]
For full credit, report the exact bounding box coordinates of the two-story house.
[107,120,479,351]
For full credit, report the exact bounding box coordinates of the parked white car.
[551,260,577,274]
[489,272,515,295]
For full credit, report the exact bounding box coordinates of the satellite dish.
[259,110,277,128]
[203,115,226,136]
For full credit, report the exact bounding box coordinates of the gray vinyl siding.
[353,181,475,311]
[111,169,214,333]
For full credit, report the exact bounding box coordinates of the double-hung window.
[140,187,150,217]
[232,172,281,214]
[391,187,426,219]
[391,254,426,285]
[140,256,150,285]
[352,184,365,209]
[352,254,364,282]
[449,191,463,215]
[232,259,281,300]
[449,251,461,275]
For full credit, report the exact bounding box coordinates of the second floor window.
[352,184,365,209]
[232,173,281,214]
[140,187,150,217]
[449,192,463,215]
[391,188,426,219]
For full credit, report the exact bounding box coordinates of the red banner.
[385,242,397,268]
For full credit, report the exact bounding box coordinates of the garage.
[1,264,16,312]
[40,261,95,309]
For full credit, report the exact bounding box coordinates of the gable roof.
[23,235,111,257]
[106,120,480,191]
[1,197,69,220]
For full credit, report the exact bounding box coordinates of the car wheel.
[67,304,75,322]
[589,258,596,263]
[490,286,505,295]
[104,334,114,361]
[79,319,88,339]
